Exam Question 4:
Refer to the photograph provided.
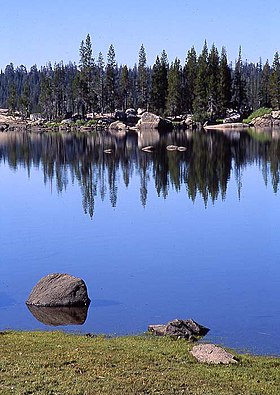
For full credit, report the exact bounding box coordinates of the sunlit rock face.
[26,273,91,307]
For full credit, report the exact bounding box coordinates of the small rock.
[148,324,167,335]
[137,108,146,116]
[190,344,238,364]
[166,145,178,151]
[148,319,209,340]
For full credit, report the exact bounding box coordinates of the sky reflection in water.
[0,128,279,355]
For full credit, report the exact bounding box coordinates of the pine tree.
[244,60,262,112]
[39,73,54,120]
[207,44,220,119]
[193,41,209,120]
[137,44,148,109]
[219,47,232,117]
[166,58,182,116]
[182,46,197,113]
[120,65,129,110]
[231,46,247,114]
[19,81,30,117]
[151,56,163,114]
[96,52,105,112]
[7,82,17,113]
[159,49,169,102]
[53,62,66,118]
[64,62,78,115]
[270,52,280,110]
[79,34,96,116]
[80,34,94,70]
[29,65,41,113]
[260,60,271,108]
[151,51,168,115]
[105,44,117,112]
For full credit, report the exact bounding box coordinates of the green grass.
[0,331,279,395]
[85,119,97,126]
[45,122,61,128]
[74,120,86,126]
[243,107,272,124]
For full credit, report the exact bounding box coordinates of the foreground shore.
[0,331,279,394]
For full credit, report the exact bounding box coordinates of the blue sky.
[0,0,279,69]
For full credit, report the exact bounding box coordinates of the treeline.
[1,34,280,121]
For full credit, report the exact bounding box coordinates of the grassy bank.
[243,107,272,124]
[0,331,279,395]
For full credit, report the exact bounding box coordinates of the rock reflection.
[27,305,89,326]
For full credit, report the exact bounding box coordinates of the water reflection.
[27,305,89,326]
[0,128,280,217]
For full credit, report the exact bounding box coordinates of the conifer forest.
[0,34,279,121]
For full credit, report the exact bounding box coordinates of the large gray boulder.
[137,112,173,130]
[26,273,90,307]
[109,120,127,132]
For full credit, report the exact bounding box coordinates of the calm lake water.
[0,127,279,356]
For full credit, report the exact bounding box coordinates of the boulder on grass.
[190,344,238,364]
[26,273,90,307]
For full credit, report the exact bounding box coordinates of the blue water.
[0,129,279,356]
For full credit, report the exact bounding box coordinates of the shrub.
[192,111,210,123]
[86,119,97,126]
[243,107,272,124]
[75,120,86,126]
[45,122,60,128]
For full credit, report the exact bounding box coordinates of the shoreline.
[1,328,279,358]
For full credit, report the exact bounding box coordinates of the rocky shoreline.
[2,108,280,136]
[248,110,280,128]
[0,108,197,134]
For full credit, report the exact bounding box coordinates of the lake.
[0,127,279,356]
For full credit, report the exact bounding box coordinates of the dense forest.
[0,34,280,121]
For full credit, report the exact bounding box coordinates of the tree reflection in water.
[0,128,279,218]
